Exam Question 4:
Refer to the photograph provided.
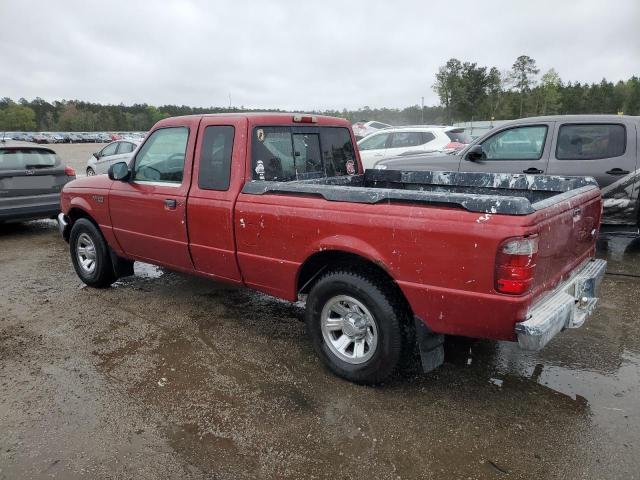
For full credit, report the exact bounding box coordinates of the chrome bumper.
[57,212,70,240]
[515,258,607,351]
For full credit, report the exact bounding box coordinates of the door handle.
[164,198,177,210]
[606,168,630,175]
[523,168,543,174]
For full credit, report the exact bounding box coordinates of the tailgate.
[0,147,68,198]
[530,189,602,298]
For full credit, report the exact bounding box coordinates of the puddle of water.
[133,262,164,279]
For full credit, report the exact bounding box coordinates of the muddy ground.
[1,220,638,479]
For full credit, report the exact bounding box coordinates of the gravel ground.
[0,193,639,477]
[48,142,107,175]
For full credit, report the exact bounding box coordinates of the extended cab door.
[185,117,246,283]
[546,119,639,224]
[459,123,552,175]
[109,119,198,270]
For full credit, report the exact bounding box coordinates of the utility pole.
[421,96,424,124]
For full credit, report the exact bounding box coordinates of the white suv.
[357,126,471,170]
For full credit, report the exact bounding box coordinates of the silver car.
[86,139,141,176]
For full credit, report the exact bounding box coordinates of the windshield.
[0,148,59,170]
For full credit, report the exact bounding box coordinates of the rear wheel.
[69,218,116,288]
[86,167,96,176]
[305,269,412,384]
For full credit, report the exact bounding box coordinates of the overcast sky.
[1,0,638,110]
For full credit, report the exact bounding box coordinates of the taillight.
[443,141,465,151]
[64,166,76,177]
[495,235,538,295]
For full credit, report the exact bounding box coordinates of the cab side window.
[133,127,188,184]
[198,126,234,190]
[556,124,626,160]
[482,126,547,160]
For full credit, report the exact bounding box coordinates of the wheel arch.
[296,249,413,314]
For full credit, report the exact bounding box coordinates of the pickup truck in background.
[374,115,640,228]
[58,113,606,384]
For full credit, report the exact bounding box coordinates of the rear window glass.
[198,125,234,190]
[556,124,626,160]
[446,129,472,144]
[370,122,389,129]
[252,126,357,181]
[0,148,59,170]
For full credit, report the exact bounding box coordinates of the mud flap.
[109,249,134,278]
[414,317,445,373]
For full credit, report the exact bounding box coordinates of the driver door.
[109,121,198,270]
[459,123,552,175]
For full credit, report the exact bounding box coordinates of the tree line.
[1,55,638,131]
[432,55,640,123]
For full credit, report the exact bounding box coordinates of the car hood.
[63,174,113,190]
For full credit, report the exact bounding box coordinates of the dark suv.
[0,142,76,223]
[375,115,640,227]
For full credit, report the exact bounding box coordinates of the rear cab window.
[556,124,626,160]
[252,126,357,181]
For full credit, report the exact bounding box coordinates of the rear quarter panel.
[234,193,538,339]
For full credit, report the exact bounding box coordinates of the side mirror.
[465,144,485,162]
[108,162,130,181]
[93,152,100,159]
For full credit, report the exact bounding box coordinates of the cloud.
[0,0,638,110]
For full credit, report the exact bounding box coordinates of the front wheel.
[86,167,96,176]
[69,218,116,288]
[305,269,412,384]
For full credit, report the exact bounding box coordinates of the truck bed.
[241,170,599,215]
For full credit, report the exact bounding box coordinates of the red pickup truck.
[58,113,607,384]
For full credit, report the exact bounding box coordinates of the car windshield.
[0,148,59,170]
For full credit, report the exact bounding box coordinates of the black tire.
[305,269,413,384]
[86,167,96,176]
[69,218,116,288]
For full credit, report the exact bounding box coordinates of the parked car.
[32,133,49,144]
[85,139,141,176]
[358,126,471,169]
[10,133,29,142]
[57,113,606,384]
[0,142,76,223]
[374,115,640,227]
[352,120,391,140]
[68,133,83,143]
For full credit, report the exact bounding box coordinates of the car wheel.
[86,167,96,176]
[69,218,116,288]
[305,269,411,384]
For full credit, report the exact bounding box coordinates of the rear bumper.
[515,258,607,350]
[0,194,61,222]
